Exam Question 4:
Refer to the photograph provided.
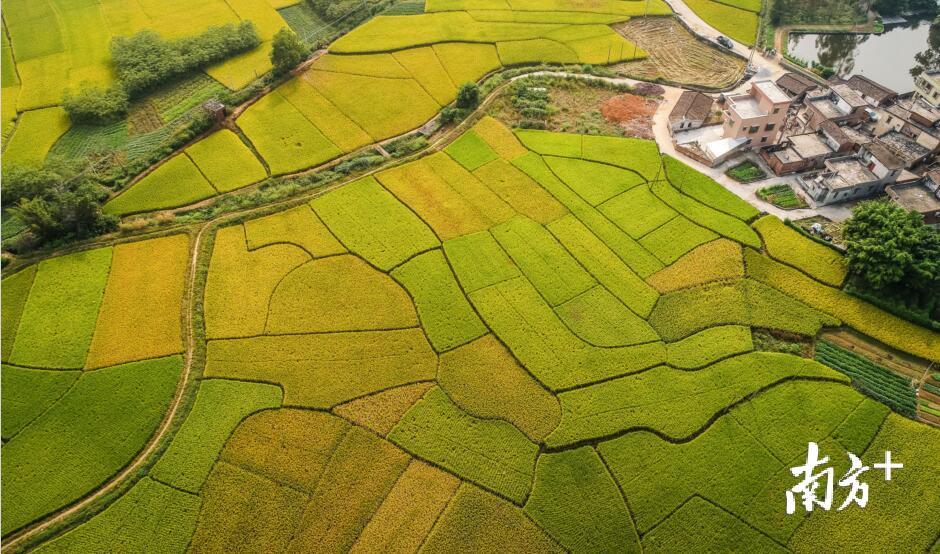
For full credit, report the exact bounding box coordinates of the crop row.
[815,341,917,416]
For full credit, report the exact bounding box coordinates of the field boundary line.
[0,224,206,551]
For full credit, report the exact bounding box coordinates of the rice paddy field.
[3,118,939,552]
[0,0,303,168]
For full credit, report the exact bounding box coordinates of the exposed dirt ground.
[614,17,747,90]
[486,80,661,139]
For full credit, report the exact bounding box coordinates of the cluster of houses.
[669,72,940,227]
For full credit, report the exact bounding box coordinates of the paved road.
[648,0,852,221]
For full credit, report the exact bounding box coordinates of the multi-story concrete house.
[722,80,792,147]
[914,70,940,108]
[798,84,870,131]
[887,175,940,228]
[797,142,906,205]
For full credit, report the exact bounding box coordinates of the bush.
[440,106,467,124]
[111,23,260,96]
[384,134,428,157]
[62,85,130,125]
[456,82,480,110]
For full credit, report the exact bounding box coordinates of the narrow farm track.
[1,223,209,553]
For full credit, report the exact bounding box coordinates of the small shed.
[202,99,226,123]
[668,91,714,133]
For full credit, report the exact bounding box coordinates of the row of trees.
[63,22,260,124]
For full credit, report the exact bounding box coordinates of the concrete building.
[914,70,940,107]
[872,96,940,165]
[886,179,940,227]
[761,132,835,175]
[799,84,870,131]
[722,80,792,147]
[668,91,714,133]
[796,142,905,206]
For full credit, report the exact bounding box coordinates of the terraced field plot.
[111,0,666,209]
[3,121,939,552]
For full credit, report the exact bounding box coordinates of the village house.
[914,70,940,108]
[722,80,792,146]
[836,74,898,107]
[870,95,940,167]
[798,84,870,131]
[796,142,906,205]
[886,175,940,228]
[775,72,819,102]
[668,91,714,132]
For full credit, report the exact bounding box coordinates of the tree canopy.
[270,28,307,75]
[843,200,940,305]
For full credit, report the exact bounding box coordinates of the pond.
[787,18,936,94]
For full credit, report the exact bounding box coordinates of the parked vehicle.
[717,36,734,49]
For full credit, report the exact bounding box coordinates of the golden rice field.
[3,118,938,552]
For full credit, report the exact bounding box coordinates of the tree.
[4,161,118,245]
[456,82,480,110]
[62,84,129,125]
[271,28,307,75]
[843,200,940,302]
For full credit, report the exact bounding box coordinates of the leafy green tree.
[456,83,480,110]
[4,161,118,245]
[62,84,129,125]
[843,200,940,299]
[270,28,307,75]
